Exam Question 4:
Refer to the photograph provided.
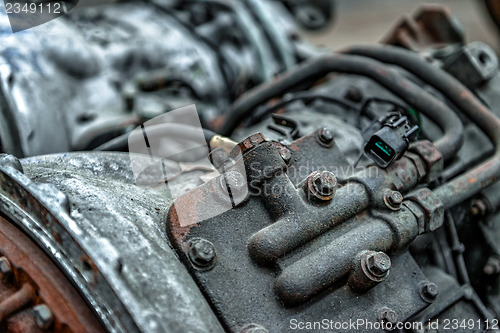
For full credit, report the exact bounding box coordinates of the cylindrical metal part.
[274,207,419,305]
[248,182,369,264]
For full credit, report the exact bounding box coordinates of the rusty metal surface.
[0,214,103,332]
[0,152,225,333]
[166,131,443,332]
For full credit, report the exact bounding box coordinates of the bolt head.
[0,257,12,280]
[388,191,403,205]
[366,252,391,277]
[379,307,398,324]
[318,128,334,144]
[308,171,337,201]
[33,304,53,330]
[188,239,216,268]
[421,282,439,301]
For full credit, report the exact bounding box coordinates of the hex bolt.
[385,191,403,210]
[0,257,12,281]
[318,128,334,145]
[379,307,398,325]
[188,239,216,269]
[366,252,391,278]
[33,304,54,330]
[420,282,439,302]
[308,171,337,201]
[389,191,403,206]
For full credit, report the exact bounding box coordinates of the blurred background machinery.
[1,1,500,332]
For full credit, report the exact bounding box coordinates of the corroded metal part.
[0,152,224,333]
[0,215,103,332]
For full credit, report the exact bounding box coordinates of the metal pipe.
[274,207,419,305]
[344,45,500,209]
[248,182,369,264]
[219,53,464,161]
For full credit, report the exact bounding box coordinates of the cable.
[344,45,500,209]
[219,53,464,162]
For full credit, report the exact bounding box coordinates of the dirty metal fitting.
[248,181,369,264]
[345,45,500,210]
[306,171,337,202]
[248,151,431,265]
[274,207,419,305]
[209,134,238,155]
[348,250,392,292]
[188,238,217,270]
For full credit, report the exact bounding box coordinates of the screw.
[318,128,334,145]
[33,304,54,330]
[366,252,391,277]
[0,257,12,281]
[379,307,398,325]
[188,239,216,269]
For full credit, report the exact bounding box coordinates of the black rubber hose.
[219,53,464,161]
[343,45,500,209]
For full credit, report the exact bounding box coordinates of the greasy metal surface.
[0,0,302,156]
[0,152,224,333]
[0,214,104,332]
[166,131,435,332]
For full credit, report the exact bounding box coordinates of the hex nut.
[405,188,444,233]
[230,133,267,158]
[33,304,54,330]
[408,141,443,183]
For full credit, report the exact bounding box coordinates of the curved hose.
[343,45,500,209]
[219,53,464,161]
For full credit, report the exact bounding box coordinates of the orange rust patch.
[468,178,477,184]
